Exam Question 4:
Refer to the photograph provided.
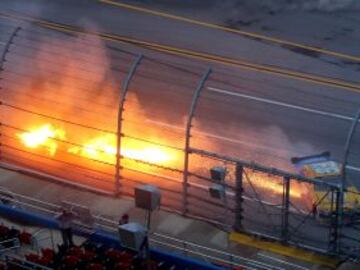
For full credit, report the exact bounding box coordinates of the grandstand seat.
[63,255,81,268]
[81,249,96,262]
[25,253,40,264]
[18,231,32,245]
[41,248,55,260]
[68,245,83,257]
[37,256,53,267]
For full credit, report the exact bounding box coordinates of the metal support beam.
[342,108,360,185]
[115,54,143,195]
[338,108,360,252]
[182,68,212,214]
[329,188,341,253]
[281,176,290,242]
[0,27,21,162]
[234,163,244,231]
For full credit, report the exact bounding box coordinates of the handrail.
[0,238,20,253]
[150,233,283,270]
[5,255,53,270]
[149,238,261,270]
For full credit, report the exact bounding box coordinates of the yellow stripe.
[1,12,360,93]
[230,232,340,268]
[99,0,360,63]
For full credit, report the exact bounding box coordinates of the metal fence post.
[182,68,212,214]
[281,176,290,242]
[329,188,340,253]
[0,27,21,162]
[0,27,21,71]
[234,163,244,231]
[342,109,360,184]
[115,54,143,196]
[338,108,360,252]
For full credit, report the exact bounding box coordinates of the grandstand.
[0,188,233,270]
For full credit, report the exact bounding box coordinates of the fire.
[68,134,175,166]
[17,123,177,168]
[245,171,304,199]
[68,135,116,164]
[17,124,66,156]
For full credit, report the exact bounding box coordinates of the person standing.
[118,213,129,226]
[56,208,75,249]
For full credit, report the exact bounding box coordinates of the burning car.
[291,152,360,224]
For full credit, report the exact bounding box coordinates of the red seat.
[68,246,83,257]
[25,253,40,264]
[64,255,80,268]
[42,248,55,260]
[19,231,32,245]
[81,249,96,261]
[114,262,126,270]
[120,251,134,262]
[105,248,122,261]
[38,256,52,267]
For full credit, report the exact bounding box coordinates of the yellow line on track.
[230,232,340,268]
[99,0,360,63]
[1,12,360,93]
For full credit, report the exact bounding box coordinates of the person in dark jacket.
[118,213,129,226]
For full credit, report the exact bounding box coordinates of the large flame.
[68,134,175,166]
[17,124,66,156]
[17,125,177,168]
[16,124,309,203]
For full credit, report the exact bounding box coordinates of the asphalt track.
[99,0,360,63]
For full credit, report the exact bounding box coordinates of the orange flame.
[17,125,177,168]
[68,134,175,166]
[245,171,304,199]
[17,124,66,156]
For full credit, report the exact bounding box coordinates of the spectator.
[311,203,317,218]
[118,214,129,226]
[56,208,76,248]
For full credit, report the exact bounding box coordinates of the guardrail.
[5,255,52,270]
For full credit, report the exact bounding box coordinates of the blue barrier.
[0,203,225,270]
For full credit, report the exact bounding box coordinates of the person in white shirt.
[56,208,75,248]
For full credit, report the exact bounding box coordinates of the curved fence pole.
[182,68,212,214]
[0,27,21,161]
[0,27,21,71]
[337,108,360,252]
[115,54,143,196]
[341,109,360,185]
